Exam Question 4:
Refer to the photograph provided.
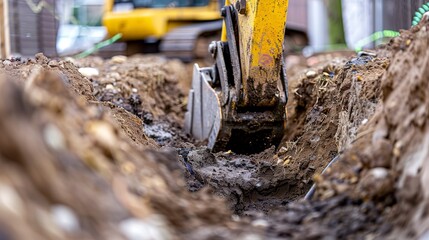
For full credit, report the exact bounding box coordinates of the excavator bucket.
[185,1,289,153]
[184,65,222,148]
[184,62,287,154]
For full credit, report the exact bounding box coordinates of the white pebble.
[0,183,24,217]
[251,219,269,228]
[306,70,317,78]
[78,67,99,77]
[51,205,80,233]
[43,124,66,151]
[369,168,389,179]
[119,216,172,240]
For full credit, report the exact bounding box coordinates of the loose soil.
[0,20,428,239]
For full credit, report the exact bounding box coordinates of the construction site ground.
[0,21,429,240]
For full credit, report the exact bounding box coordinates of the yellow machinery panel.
[103,0,222,41]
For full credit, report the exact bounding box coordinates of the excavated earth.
[0,21,429,239]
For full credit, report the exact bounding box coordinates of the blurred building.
[6,0,105,57]
[8,0,59,57]
[342,0,428,50]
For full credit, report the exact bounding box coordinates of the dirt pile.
[0,55,258,239]
[1,18,429,239]
[312,19,429,239]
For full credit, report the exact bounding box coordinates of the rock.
[48,60,59,67]
[0,183,24,217]
[78,67,99,78]
[51,205,80,233]
[35,53,49,64]
[251,219,269,228]
[105,84,115,90]
[119,216,173,240]
[111,55,128,64]
[85,121,118,149]
[43,124,66,151]
[306,70,317,78]
[63,57,77,65]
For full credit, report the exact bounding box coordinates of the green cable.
[74,34,123,59]
[412,2,429,26]
[354,30,400,52]
[355,2,429,52]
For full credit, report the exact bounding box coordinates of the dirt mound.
[1,19,429,239]
[0,55,257,239]
[312,19,429,239]
[77,55,189,125]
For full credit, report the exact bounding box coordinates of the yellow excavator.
[103,0,224,59]
[103,0,307,61]
[185,0,290,153]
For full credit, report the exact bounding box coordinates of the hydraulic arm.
[185,0,289,153]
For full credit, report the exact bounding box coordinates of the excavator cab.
[185,0,289,153]
[123,0,211,8]
[103,0,223,58]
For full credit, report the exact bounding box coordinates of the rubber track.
[160,20,223,61]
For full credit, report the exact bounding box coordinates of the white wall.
[342,0,374,49]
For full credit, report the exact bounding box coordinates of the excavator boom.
[185,0,289,153]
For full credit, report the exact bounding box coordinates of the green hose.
[74,34,123,59]
[412,2,429,26]
[354,30,400,52]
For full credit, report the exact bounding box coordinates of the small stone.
[78,67,99,77]
[369,167,389,179]
[35,53,49,63]
[105,84,115,90]
[119,216,172,240]
[306,70,317,78]
[241,234,264,240]
[393,141,403,157]
[43,124,66,151]
[283,159,291,166]
[63,57,77,65]
[48,60,59,67]
[278,146,287,155]
[51,205,80,233]
[111,55,128,64]
[251,219,269,228]
[0,183,24,217]
[109,72,121,80]
[85,121,117,149]
[2,60,11,65]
